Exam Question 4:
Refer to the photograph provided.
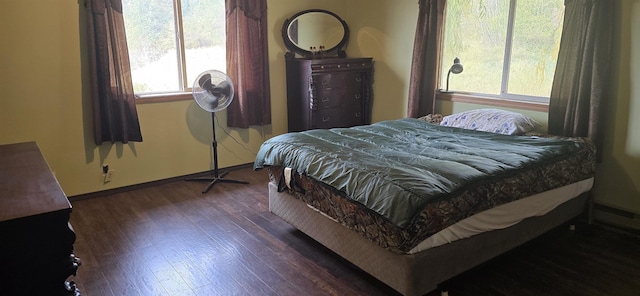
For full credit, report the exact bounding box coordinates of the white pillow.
[440,109,537,135]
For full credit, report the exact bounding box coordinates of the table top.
[0,142,71,222]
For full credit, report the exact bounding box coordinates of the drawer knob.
[322,97,330,103]
[322,116,331,122]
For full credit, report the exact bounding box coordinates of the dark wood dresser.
[286,57,374,132]
[0,142,80,295]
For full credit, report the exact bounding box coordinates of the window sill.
[135,92,193,104]
[436,92,549,113]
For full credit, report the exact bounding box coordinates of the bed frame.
[269,181,590,296]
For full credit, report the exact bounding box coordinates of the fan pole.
[212,113,220,178]
[186,113,249,193]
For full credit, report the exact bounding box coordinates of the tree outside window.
[441,0,564,103]
[122,0,226,95]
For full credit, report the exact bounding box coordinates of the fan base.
[186,170,249,193]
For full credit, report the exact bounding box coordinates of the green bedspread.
[254,118,595,229]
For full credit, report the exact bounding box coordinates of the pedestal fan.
[186,70,248,193]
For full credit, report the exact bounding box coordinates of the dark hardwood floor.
[69,167,640,296]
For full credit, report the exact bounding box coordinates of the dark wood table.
[0,142,80,295]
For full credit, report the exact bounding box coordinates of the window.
[122,0,225,96]
[441,0,564,103]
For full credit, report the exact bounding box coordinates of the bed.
[254,117,596,296]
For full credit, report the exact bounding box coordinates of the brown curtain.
[548,0,614,160]
[85,0,143,145]
[226,0,271,128]
[407,0,447,118]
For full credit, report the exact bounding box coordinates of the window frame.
[437,0,563,109]
[436,92,549,113]
[174,0,189,93]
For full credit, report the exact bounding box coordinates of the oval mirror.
[282,9,349,58]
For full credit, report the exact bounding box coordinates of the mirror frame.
[282,9,349,59]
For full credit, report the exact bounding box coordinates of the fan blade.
[211,80,231,97]
[199,74,216,94]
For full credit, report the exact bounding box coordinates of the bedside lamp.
[445,57,463,92]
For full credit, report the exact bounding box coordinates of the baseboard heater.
[593,203,640,231]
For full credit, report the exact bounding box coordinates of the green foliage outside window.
[122,0,226,94]
[442,0,564,100]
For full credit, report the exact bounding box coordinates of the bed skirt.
[269,181,590,296]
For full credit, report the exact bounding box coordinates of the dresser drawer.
[311,72,364,91]
[311,106,363,129]
[310,88,363,110]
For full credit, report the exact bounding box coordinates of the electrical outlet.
[103,170,113,183]
[104,171,113,183]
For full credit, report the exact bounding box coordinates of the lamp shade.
[449,57,464,74]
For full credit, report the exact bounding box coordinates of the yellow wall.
[1,0,638,218]
[0,0,345,196]
[593,0,640,215]
[345,0,418,122]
